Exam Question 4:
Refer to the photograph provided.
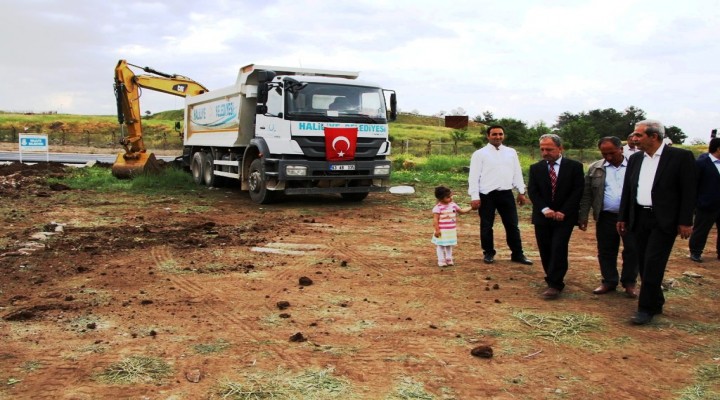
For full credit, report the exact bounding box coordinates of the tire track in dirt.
[330,332,463,390]
[317,238,467,385]
[1,335,119,399]
[149,246,309,370]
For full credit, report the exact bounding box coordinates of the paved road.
[0,151,180,164]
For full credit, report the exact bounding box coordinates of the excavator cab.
[111,60,207,178]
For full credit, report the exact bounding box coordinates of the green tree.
[623,106,646,128]
[585,108,626,137]
[494,117,529,147]
[555,107,646,143]
[450,128,469,155]
[554,111,581,130]
[528,121,552,139]
[525,121,553,158]
[559,119,596,160]
[664,125,687,144]
[474,110,495,123]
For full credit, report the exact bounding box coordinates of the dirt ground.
[1,160,719,400]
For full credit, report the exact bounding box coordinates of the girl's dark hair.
[435,186,451,200]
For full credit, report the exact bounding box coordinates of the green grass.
[193,339,231,354]
[676,385,720,400]
[49,165,197,193]
[20,361,42,372]
[385,377,435,400]
[676,364,720,400]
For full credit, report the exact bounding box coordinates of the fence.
[394,139,478,157]
[0,128,184,150]
[392,138,600,163]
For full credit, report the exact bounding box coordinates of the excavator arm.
[112,59,208,178]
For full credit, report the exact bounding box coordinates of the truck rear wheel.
[191,152,206,185]
[248,159,277,204]
[341,192,369,202]
[202,152,217,187]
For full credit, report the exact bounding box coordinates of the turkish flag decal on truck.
[324,127,358,161]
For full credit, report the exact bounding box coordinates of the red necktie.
[548,161,557,201]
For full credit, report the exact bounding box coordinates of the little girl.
[432,186,472,267]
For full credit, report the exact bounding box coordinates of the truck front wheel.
[191,152,206,185]
[248,159,277,204]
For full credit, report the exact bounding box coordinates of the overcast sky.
[1,0,718,142]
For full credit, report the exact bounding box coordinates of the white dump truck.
[182,64,397,203]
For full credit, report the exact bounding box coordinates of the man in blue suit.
[689,137,720,262]
[617,120,697,325]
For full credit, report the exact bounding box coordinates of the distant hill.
[148,109,184,121]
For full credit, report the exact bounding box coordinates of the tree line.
[468,106,688,147]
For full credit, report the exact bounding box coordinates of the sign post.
[18,134,49,163]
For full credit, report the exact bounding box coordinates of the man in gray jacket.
[579,136,639,298]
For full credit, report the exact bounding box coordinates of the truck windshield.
[285,83,388,123]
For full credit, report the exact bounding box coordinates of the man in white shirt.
[622,133,639,158]
[617,119,696,325]
[468,125,532,265]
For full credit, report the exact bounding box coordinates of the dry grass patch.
[95,355,172,384]
[213,367,355,399]
[513,310,602,344]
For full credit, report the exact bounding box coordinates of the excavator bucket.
[111,152,161,179]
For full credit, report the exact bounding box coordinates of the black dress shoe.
[690,253,703,263]
[511,256,533,265]
[631,311,654,325]
[483,255,494,264]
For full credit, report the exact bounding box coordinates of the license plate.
[330,164,355,171]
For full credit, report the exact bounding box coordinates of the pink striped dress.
[431,202,461,246]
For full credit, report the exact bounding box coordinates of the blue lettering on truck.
[216,102,234,117]
[192,108,206,120]
[191,101,239,129]
[358,125,387,133]
[298,122,386,133]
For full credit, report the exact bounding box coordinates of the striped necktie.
[548,161,557,200]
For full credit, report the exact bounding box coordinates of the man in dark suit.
[528,134,584,299]
[617,119,697,325]
[689,138,720,262]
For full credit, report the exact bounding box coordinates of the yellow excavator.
[112,59,209,178]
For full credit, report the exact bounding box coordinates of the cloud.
[0,0,718,141]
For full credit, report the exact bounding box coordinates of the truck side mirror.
[257,83,269,104]
[174,121,182,133]
[256,104,268,114]
[389,93,397,122]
